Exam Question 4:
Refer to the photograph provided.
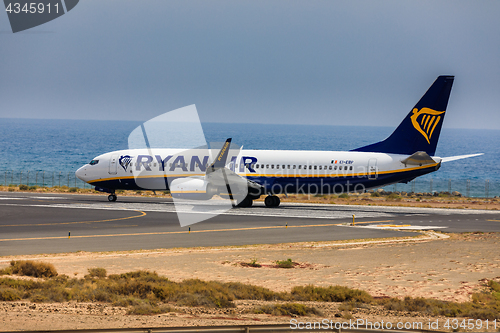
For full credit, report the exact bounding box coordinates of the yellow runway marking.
[0,210,146,227]
[487,220,500,222]
[0,220,394,242]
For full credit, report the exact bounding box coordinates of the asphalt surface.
[0,192,499,255]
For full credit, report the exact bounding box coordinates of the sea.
[0,118,499,197]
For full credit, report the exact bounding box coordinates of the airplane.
[76,75,482,207]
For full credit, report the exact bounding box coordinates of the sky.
[0,1,499,129]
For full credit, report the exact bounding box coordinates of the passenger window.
[334,166,337,170]
[298,165,301,169]
[309,166,312,170]
[271,165,274,169]
[345,166,348,170]
[293,165,296,169]
[314,166,317,170]
[255,164,259,169]
[318,166,322,170]
[276,165,280,169]
[329,166,332,170]
[266,164,269,168]
[350,166,353,170]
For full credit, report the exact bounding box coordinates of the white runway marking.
[0,195,67,200]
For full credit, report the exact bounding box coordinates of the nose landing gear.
[264,195,280,207]
[108,193,117,202]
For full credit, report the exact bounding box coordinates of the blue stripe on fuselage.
[89,164,438,195]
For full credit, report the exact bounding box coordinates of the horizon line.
[0,117,498,131]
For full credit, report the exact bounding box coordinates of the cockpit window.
[89,159,99,165]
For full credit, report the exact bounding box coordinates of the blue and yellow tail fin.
[353,75,454,156]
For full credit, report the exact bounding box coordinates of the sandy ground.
[1,232,500,331]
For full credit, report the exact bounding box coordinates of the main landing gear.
[264,195,280,207]
[108,193,117,202]
[237,197,253,208]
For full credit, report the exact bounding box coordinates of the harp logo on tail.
[410,108,445,144]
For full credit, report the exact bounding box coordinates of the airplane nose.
[75,166,87,181]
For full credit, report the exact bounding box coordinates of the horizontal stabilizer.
[441,153,484,163]
[401,151,436,166]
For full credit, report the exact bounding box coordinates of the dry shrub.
[377,296,500,320]
[0,287,22,301]
[291,285,373,303]
[0,267,499,320]
[10,260,57,278]
[85,267,107,279]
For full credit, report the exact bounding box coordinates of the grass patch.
[338,193,349,199]
[386,193,401,200]
[291,285,373,303]
[1,268,500,319]
[9,260,58,278]
[377,292,500,320]
[85,267,107,279]
[253,303,322,316]
[275,259,295,269]
[241,258,261,268]
[0,270,283,308]
[19,184,28,190]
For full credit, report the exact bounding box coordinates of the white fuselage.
[76,148,441,195]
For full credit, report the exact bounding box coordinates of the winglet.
[207,138,232,173]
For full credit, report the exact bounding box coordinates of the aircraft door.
[368,158,378,180]
[109,155,118,175]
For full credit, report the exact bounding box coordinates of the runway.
[0,192,499,255]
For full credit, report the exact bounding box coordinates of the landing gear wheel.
[108,194,117,202]
[237,197,253,208]
[264,195,280,207]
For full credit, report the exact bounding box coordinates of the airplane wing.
[206,138,264,193]
[440,153,484,163]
